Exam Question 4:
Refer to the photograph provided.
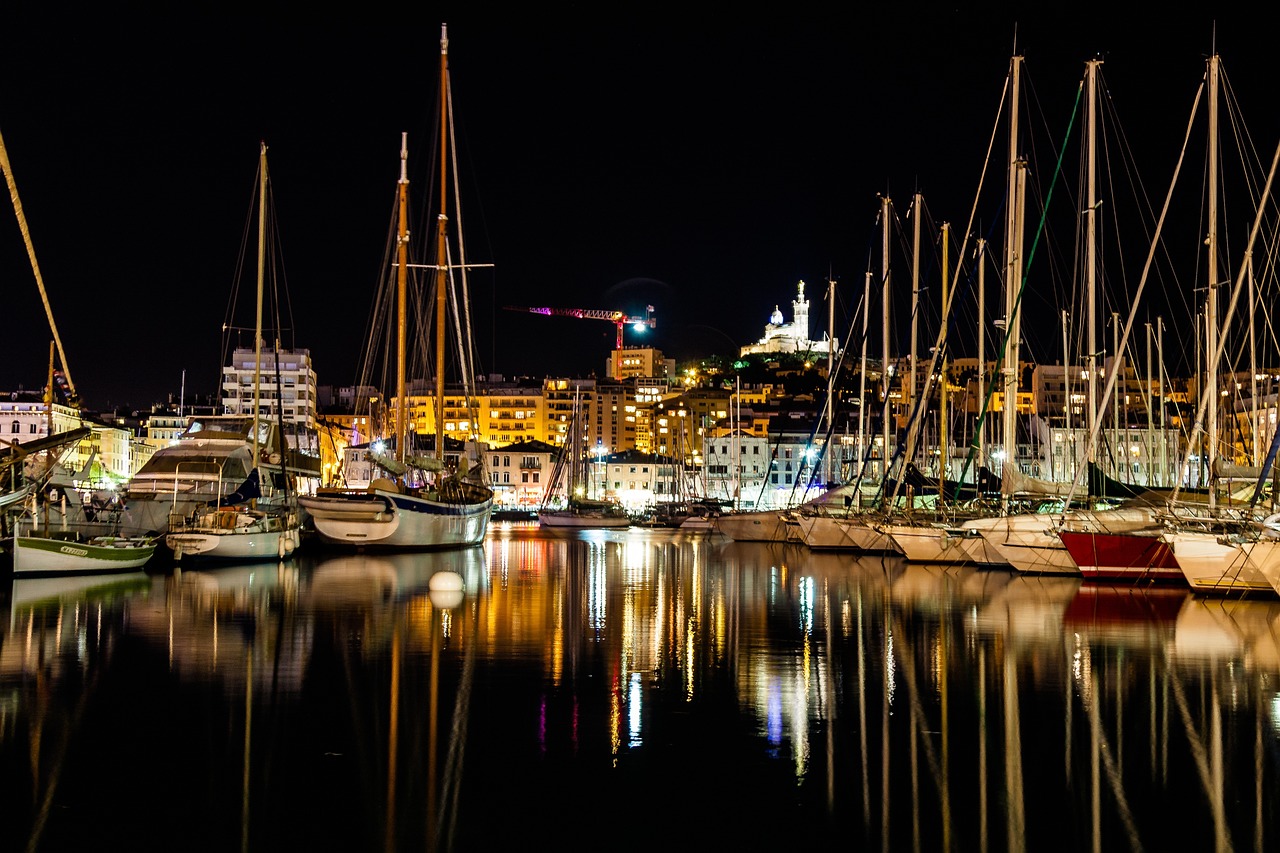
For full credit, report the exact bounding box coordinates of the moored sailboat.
[299,26,493,549]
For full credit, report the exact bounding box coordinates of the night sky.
[1,9,1273,411]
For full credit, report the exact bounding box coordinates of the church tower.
[791,280,809,343]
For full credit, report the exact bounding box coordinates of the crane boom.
[505,304,656,349]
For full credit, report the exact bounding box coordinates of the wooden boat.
[13,528,156,576]
[300,25,493,550]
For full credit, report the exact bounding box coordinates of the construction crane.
[504,304,656,349]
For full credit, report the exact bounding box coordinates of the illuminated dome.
[769,305,784,325]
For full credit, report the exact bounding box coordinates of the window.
[533,473,539,483]
[503,472,510,483]
[29,423,37,434]
[9,421,17,433]
[521,472,529,483]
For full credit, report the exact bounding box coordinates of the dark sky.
[1,9,1272,410]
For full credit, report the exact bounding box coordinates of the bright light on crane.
[504,304,657,349]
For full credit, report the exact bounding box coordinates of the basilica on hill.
[739,280,837,357]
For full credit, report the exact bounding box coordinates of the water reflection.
[2,529,1279,851]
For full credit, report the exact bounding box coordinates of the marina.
[2,525,1279,851]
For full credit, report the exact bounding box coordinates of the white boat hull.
[1164,530,1273,593]
[299,488,492,549]
[886,523,977,564]
[538,511,630,529]
[167,527,300,561]
[795,513,899,553]
[962,514,1079,575]
[715,510,788,542]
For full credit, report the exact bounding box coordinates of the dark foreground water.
[1,524,1277,852]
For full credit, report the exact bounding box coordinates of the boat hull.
[538,511,630,529]
[715,510,788,542]
[963,514,1080,575]
[1164,530,1273,593]
[1057,529,1183,583]
[797,513,900,553]
[167,528,300,561]
[299,488,492,549]
[886,523,978,564]
[13,535,156,576]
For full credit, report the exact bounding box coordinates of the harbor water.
[2,524,1277,851]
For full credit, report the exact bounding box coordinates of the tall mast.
[825,276,835,485]
[939,222,950,501]
[1001,55,1024,508]
[976,238,986,468]
[1205,52,1219,505]
[859,270,870,485]
[1157,317,1166,486]
[881,195,892,481]
[1085,59,1100,467]
[903,193,923,474]
[433,23,451,465]
[910,192,921,427]
[396,133,410,467]
[252,141,267,466]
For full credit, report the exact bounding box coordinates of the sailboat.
[299,26,493,550]
[537,387,630,529]
[167,143,302,563]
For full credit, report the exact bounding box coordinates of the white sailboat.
[299,26,493,550]
[537,387,630,529]
[167,142,302,563]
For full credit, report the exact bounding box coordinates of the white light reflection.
[1073,632,1094,707]
[628,672,643,747]
[886,630,897,711]
[588,542,608,634]
[768,677,783,745]
[1271,694,1280,736]
[799,575,815,634]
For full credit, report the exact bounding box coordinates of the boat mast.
[397,133,410,468]
[1085,59,1100,468]
[824,276,835,486]
[903,193,923,477]
[939,221,950,501]
[1001,55,1025,511]
[252,141,267,468]
[1206,52,1219,506]
[433,23,451,466]
[858,270,870,489]
[881,195,891,483]
[910,192,921,436]
[976,239,986,470]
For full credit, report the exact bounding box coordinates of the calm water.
[2,524,1278,852]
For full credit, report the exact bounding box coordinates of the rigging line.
[951,79,1084,504]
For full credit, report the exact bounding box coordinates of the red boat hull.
[1057,530,1184,583]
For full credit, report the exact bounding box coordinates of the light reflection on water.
[2,526,1279,851]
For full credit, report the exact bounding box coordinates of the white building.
[703,430,771,508]
[488,439,558,508]
[221,346,318,428]
[739,280,837,357]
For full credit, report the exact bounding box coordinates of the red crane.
[505,304,656,349]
